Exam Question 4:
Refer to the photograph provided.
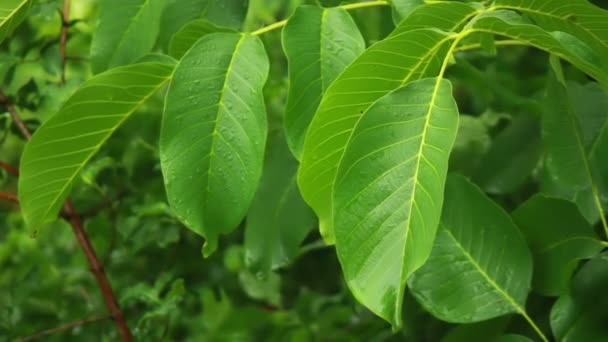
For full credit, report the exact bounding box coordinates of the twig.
[0,161,19,176]
[59,0,70,85]
[0,91,32,140]
[17,315,111,341]
[0,192,18,202]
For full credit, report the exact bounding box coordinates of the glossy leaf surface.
[19,62,175,232]
[512,195,604,296]
[0,0,31,44]
[334,77,459,327]
[282,5,365,158]
[409,175,533,323]
[244,132,315,276]
[298,2,478,243]
[160,33,269,256]
[91,0,164,73]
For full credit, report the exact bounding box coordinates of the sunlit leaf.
[512,195,604,296]
[282,5,365,158]
[409,175,533,323]
[0,0,32,45]
[18,62,175,233]
[160,33,269,256]
[298,2,478,243]
[244,132,315,276]
[91,0,164,73]
[334,77,459,327]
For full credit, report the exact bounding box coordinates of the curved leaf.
[202,0,248,30]
[168,20,232,59]
[298,2,478,243]
[494,0,608,56]
[512,195,604,296]
[409,175,533,323]
[470,10,608,86]
[334,77,459,327]
[19,62,175,233]
[91,0,164,73]
[551,294,608,342]
[160,32,269,257]
[0,0,32,44]
[390,0,424,24]
[244,132,315,277]
[158,0,208,50]
[282,5,365,158]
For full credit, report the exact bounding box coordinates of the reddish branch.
[0,192,18,202]
[59,0,70,85]
[17,315,111,342]
[0,161,19,176]
[0,1,133,339]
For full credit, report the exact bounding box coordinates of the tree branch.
[0,191,18,202]
[0,91,32,140]
[17,315,111,342]
[0,161,19,176]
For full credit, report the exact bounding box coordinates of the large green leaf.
[160,33,269,257]
[0,0,31,44]
[90,0,164,73]
[494,0,608,56]
[542,57,607,232]
[512,195,604,296]
[334,77,459,327]
[409,175,533,323]
[244,132,315,277]
[470,10,608,86]
[282,5,365,159]
[18,62,175,233]
[551,294,608,342]
[298,2,478,243]
[168,20,232,59]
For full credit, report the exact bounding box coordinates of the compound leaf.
[19,62,175,233]
[160,33,269,257]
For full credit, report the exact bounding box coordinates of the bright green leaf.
[282,5,365,159]
[168,19,232,59]
[512,195,604,296]
[160,33,269,257]
[90,0,165,73]
[244,132,315,277]
[0,0,32,45]
[298,2,478,243]
[334,77,459,327]
[410,175,533,323]
[18,62,174,233]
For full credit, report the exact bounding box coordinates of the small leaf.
[158,0,208,50]
[91,0,165,73]
[390,0,424,24]
[160,33,269,257]
[512,195,604,296]
[409,175,533,323]
[202,0,248,30]
[282,5,365,158]
[168,19,233,59]
[0,0,32,44]
[334,77,459,327]
[19,62,174,233]
[298,2,478,243]
[244,132,315,277]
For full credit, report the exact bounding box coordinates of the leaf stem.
[0,91,32,140]
[455,39,528,52]
[0,161,19,176]
[521,311,549,342]
[251,0,390,36]
[16,314,111,342]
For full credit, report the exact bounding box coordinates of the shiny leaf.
[282,5,365,158]
[160,33,269,256]
[19,62,175,233]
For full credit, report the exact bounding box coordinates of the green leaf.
[494,335,533,342]
[18,62,174,233]
[390,0,424,24]
[474,116,541,194]
[298,2,478,243]
[158,0,208,50]
[441,317,510,342]
[470,10,608,86]
[494,0,608,56]
[543,57,608,232]
[0,0,32,45]
[334,77,459,327]
[90,0,165,73]
[282,5,365,159]
[512,195,604,296]
[409,175,533,323]
[202,0,248,30]
[244,132,315,277]
[160,33,269,257]
[168,19,232,59]
[551,294,608,342]
[570,252,608,315]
